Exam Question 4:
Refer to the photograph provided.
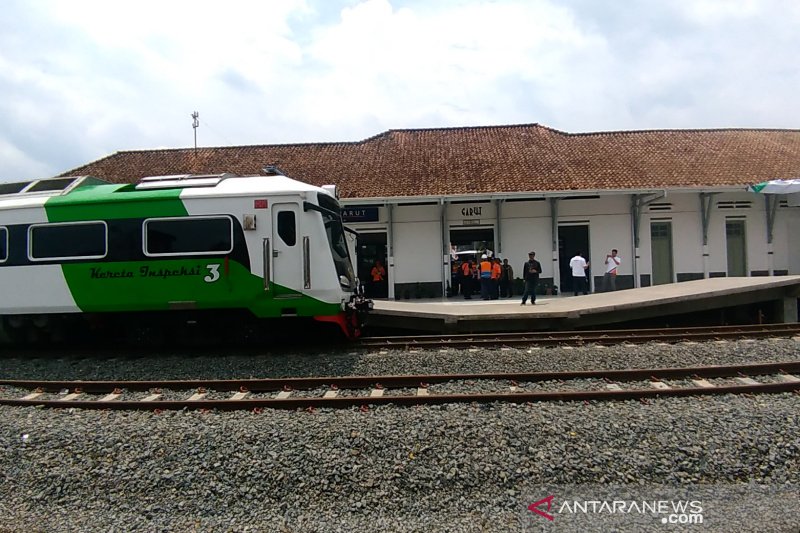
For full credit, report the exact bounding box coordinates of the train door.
[271,203,302,296]
[650,221,674,285]
[558,224,590,293]
[357,232,388,298]
[726,219,747,276]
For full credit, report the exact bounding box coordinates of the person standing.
[500,258,514,298]
[520,251,542,305]
[491,258,502,300]
[461,260,474,299]
[479,254,493,300]
[569,251,590,296]
[603,249,621,292]
[370,260,386,298]
[451,261,461,296]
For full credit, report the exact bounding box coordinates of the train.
[0,172,372,344]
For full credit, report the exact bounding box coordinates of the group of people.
[381,248,622,301]
[568,249,621,295]
[451,255,515,300]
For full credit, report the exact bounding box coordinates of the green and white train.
[0,172,371,343]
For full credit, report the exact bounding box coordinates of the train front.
[313,189,373,338]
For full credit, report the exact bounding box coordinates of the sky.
[1,0,798,181]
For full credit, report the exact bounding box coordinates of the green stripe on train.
[60,259,340,317]
[44,184,187,221]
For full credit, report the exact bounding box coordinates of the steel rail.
[1,361,798,410]
[0,382,797,411]
[1,361,798,393]
[358,324,800,348]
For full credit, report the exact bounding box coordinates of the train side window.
[29,222,107,260]
[144,216,233,256]
[0,227,7,262]
[277,211,296,246]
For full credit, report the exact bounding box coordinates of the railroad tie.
[734,377,760,386]
[99,392,123,402]
[187,392,208,401]
[691,379,715,388]
[778,374,800,383]
[230,391,250,401]
[20,392,44,401]
[648,381,670,390]
[58,392,83,402]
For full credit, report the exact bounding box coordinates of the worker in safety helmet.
[479,254,493,300]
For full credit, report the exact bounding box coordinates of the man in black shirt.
[521,251,542,305]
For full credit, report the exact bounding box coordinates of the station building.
[61,124,800,299]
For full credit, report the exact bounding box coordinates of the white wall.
[497,200,551,277]
[344,190,800,289]
[393,205,441,283]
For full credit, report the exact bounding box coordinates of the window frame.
[0,226,7,263]
[142,215,234,257]
[28,221,108,262]
[276,210,297,247]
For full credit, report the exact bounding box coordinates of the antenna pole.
[192,111,199,152]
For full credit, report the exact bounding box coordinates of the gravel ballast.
[0,339,798,532]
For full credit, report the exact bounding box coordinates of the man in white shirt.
[603,249,621,292]
[569,252,589,296]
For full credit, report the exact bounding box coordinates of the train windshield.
[317,193,356,289]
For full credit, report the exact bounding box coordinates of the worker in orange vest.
[451,261,461,296]
[370,260,386,298]
[479,254,493,300]
[461,260,474,299]
[491,258,502,300]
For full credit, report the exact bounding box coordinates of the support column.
[776,296,798,323]
[631,192,666,288]
[765,195,778,276]
[387,203,395,299]
[441,200,449,297]
[699,192,719,279]
[495,199,502,255]
[550,198,561,291]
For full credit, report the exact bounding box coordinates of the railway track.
[2,361,798,411]
[358,323,800,348]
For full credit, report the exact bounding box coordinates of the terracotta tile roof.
[61,124,800,199]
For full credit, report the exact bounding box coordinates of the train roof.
[0,173,333,211]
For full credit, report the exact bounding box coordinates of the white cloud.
[0,0,799,180]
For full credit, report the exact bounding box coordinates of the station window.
[0,227,7,262]
[277,211,296,246]
[145,216,233,256]
[29,222,107,260]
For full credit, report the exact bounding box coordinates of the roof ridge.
[358,123,568,142]
[567,127,800,137]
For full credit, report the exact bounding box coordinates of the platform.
[367,276,800,333]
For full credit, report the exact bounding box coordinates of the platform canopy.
[747,178,800,194]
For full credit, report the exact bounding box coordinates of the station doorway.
[449,227,495,260]
[356,232,388,298]
[726,219,747,276]
[558,224,591,293]
[650,221,674,285]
